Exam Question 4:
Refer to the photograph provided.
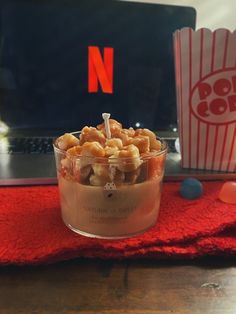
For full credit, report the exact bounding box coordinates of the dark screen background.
[0,0,196,132]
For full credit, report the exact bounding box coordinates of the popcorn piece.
[81,142,105,157]
[151,139,162,151]
[118,144,140,158]
[112,144,142,172]
[75,142,105,169]
[97,119,122,137]
[130,135,150,153]
[66,145,82,157]
[80,126,106,146]
[135,128,161,151]
[92,163,110,179]
[104,137,122,157]
[66,142,106,180]
[105,138,123,149]
[117,131,132,146]
[105,129,132,146]
[90,167,125,187]
[122,128,135,137]
[92,163,125,185]
[104,145,119,157]
[57,133,80,151]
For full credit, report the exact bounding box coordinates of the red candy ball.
[219,182,236,204]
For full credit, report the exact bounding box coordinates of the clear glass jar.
[53,133,167,239]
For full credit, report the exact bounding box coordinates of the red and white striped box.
[173,28,236,172]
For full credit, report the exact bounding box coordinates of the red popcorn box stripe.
[173,28,236,172]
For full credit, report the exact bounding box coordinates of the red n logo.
[88,46,114,94]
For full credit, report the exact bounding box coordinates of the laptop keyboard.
[0,137,178,155]
[3,137,55,154]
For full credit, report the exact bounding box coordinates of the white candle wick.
[102,113,111,139]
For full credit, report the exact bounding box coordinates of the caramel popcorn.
[111,144,142,172]
[55,117,164,186]
[129,135,150,153]
[105,138,123,149]
[122,127,135,137]
[92,163,110,179]
[66,145,82,157]
[104,145,120,157]
[80,141,105,158]
[57,133,80,150]
[115,130,132,146]
[135,128,161,151]
[97,118,122,136]
[80,126,106,146]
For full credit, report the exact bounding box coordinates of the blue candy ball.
[180,178,203,200]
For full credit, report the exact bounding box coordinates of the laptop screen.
[0,0,196,133]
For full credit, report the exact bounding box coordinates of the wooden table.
[1,257,236,314]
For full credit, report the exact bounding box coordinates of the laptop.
[0,0,233,185]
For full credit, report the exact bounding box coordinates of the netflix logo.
[88,46,114,94]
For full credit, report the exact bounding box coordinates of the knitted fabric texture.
[0,181,235,265]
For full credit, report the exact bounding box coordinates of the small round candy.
[180,178,203,200]
[218,181,236,204]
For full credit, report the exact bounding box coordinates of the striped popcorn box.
[173,28,236,172]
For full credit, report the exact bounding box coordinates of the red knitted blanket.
[0,181,235,265]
